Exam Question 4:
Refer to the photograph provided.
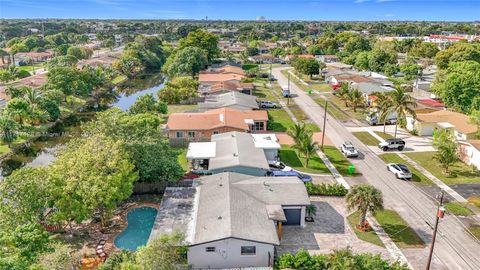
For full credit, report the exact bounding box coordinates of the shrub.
[305,182,348,196]
[16,70,31,78]
[242,64,258,70]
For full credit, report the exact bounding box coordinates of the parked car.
[268,161,293,171]
[282,89,291,98]
[341,142,359,158]
[269,170,312,183]
[366,112,397,126]
[259,100,278,108]
[378,138,406,151]
[387,163,412,180]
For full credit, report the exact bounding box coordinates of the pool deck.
[148,187,197,243]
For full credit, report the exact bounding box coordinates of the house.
[149,172,310,269]
[198,73,245,85]
[248,54,281,64]
[202,65,245,76]
[284,54,314,62]
[316,54,338,63]
[406,110,478,139]
[458,140,480,170]
[251,133,281,162]
[199,81,254,96]
[166,108,268,142]
[186,132,271,175]
[350,82,394,101]
[197,92,259,111]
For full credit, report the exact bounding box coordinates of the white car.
[341,142,359,158]
[259,100,278,109]
[268,161,293,172]
[387,163,412,180]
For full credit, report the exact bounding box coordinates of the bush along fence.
[305,182,348,196]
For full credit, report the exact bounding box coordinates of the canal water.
[0,73,165,179]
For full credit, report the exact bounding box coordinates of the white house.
[251,133,281,162]
[458,141,480,170]
[149,172,310,269]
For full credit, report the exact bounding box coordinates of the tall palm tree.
[293,132,317,168]
[346,184,383,228]
[336,82,350,107]
[287,122,308,145]
[345,89,364,113]
[390,85,417,138]
[23,87,43,109]
[0,116,18,148]
[372,93,393,134]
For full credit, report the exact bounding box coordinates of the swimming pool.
[114,206,158,251]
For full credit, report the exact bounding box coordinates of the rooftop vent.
[218,216,222,220]
[233,153,238,157]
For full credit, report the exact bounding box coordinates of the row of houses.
[157,65,311,269]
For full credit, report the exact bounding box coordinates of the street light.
[425,191,445,270]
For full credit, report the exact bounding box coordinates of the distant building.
[256,16,266,21]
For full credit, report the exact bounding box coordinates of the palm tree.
[390,85,417,138]
[0,116,18,148]
[345,89,364,113]
[346,184,383,229]
[23,87,43,109]
[336,82,350,107]
[372,93,393,134]
[293,132,318,168]
[287,122,308,145]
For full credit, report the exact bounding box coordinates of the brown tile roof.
[467,140,480,151]
[334,74,371,84]
[166,107,268,131]
[208,81,254,93]
[416,110,477,134]
[216,65,245,76]
[199,73,244,84]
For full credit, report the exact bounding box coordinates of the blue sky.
[1,0,478,21]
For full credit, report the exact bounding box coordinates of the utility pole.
[425,191,445,270]
[287,73,290,105]
[321,101,328,150]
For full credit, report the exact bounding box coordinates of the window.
[241,246,256,255]
[253,121,265,131]
[213,131,219,135]
[176,132,184,138]
[188,131,195,138]
[205,247,216,252]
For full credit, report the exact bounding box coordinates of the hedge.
[305,182,348,196]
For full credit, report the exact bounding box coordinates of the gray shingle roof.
[192,172,310,246]
[198,92,259,111]
[208,132,270,171]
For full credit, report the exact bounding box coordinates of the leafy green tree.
[409,42,439,59]
[34,243,75,270]
[400,62,422,80]
[158,76,199,104]
[271,47,285,58]
[38,98,61,121]
[113,54,144,79]
[435,42,480,69]
[46,67,91,100]
[433,130,458,173]
[49,134,138,226]
[165,46,208,78]
[178,29,219,62]
[292,58,320,79]
[433,60,480,113]
[0,223,50,264]
[469,110,480,139]
[245,47,259,56]
[390,86,417,138]
[344,35,371,54]
[45,55,78,69]
[130,94,168,114]
[135,233,187,270]
[384,63,399,77]
[354,51,370,71]
[317,35,339,55]
[346,184,383,228]
[66,46,91,60]
[368,48,397,73]
[0,69,15,83]
[307,44,322,55]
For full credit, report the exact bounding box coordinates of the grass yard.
[279,145,329,174]
[322,145,357,176]
[375,131,393,140]
[347,211,384,247]
[468,226,480,240]
[378,153,432,185]
[405,152,480,185]
[374,209,426,248]
[353,132,379,146]
[167,104,197,114]
[314,96,349,122]
[267,109,296,132]
[325,93,367,122]
[444,202,474,216]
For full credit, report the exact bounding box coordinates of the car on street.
[387,163,412,180]
[259,100,278,108]
[268,161,293,171]
[269,170,312,183]
[379,138,406,151]
[366,113,397,126]
[341,141,359,158]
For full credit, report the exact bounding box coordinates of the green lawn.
[444,202,474,216]
[405,152,480,185]
[374,209,426,248]
[325,93,367,122]
[267,109,296,132]
[322,145,357,176]
[347,211,384,247]
[378,153,432,185]
[374,131,393,140]
[167,104,197,114]
[353,132,379,146]
[314,96,349,122]
[279,145,329,174]
[468,226,480,240]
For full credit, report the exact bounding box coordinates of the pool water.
[114,207,158,251]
